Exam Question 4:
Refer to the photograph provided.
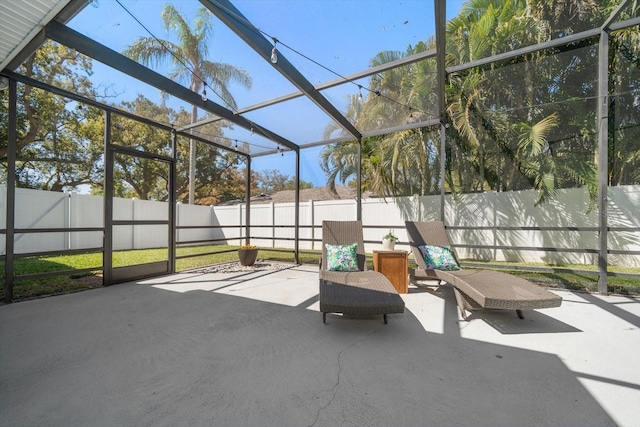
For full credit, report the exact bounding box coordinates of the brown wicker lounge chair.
[320,221,405,324]
[405,221,562,320]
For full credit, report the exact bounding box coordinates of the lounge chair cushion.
[418,244,460,271]
[325,243,360,271]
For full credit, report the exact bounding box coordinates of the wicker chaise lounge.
[320,221,405,324]
[405,221,562,320]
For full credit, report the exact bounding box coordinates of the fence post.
[270,202,275,248]
[309,200,314,251]
[209,205,215,244]
[238,203,243,246]
[66,191,72,250]
[176,202,181,245]
[132,197,137,250]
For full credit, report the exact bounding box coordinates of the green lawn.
[1,245,638,301]
[0,245,320,301]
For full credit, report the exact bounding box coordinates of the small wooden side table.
[373,250,409,294]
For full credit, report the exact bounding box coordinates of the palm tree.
[443,0,602,207]
[321,43,439,197]
[322,0,630,206]
[319,138,361,196]
[123,4,251,204]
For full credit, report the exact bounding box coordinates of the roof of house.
[216,185,372,206]
[265,185,359,204]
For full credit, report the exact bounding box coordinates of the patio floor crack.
[307,330,377,427]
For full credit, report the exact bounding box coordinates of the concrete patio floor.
[1,264,639,427]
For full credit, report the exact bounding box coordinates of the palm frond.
[517,113,558,157]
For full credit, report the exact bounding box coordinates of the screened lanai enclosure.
[1,0,639,302]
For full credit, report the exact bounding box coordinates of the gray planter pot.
[238,248,258,266]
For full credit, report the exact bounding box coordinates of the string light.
[231,18,429,118]
[116,0,428,157]
[178,132,280,155]
[124,0,427,128]
[255,31,429,118]
[115,0,291,158]
[270,38,278,64]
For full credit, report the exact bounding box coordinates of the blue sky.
[68,0,463,187]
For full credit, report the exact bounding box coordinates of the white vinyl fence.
[1,185,639,267]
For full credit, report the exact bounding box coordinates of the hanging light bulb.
[271,38,278,64]
[201,86,207,102]
[250,125,255,136]
[358,85,363,102]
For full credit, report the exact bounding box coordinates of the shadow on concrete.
[0,271,618,427]
[410,283,580,335]
[578,291,640,328]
